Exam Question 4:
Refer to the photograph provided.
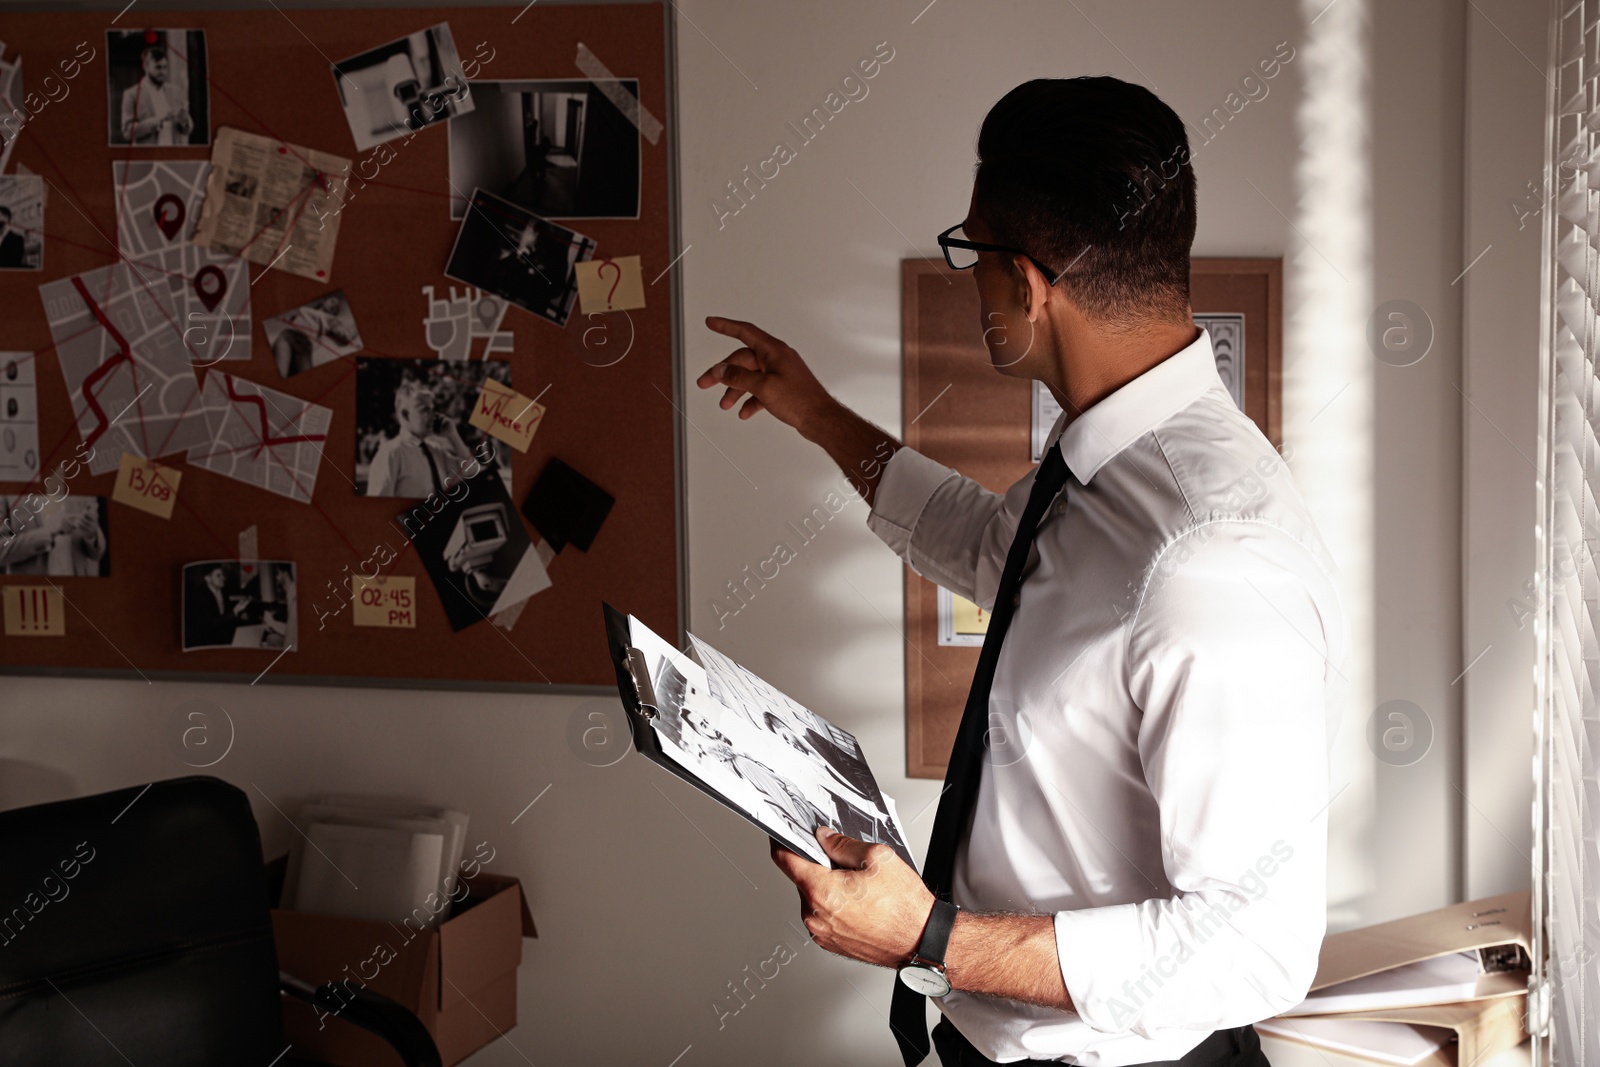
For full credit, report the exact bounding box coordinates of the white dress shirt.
[868,331,1347,1065]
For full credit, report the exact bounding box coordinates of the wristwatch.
[897,898,960,998]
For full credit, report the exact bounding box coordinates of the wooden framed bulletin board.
[0,6,679,689]
[900,257,1282,778]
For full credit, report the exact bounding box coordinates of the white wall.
[0,1,1543,1064]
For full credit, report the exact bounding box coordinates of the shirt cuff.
[1053,904,1145,1034]
[866,447,956,557]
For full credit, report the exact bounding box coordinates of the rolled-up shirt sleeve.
[866,446,1020,608]
[1053,522,1341,1037]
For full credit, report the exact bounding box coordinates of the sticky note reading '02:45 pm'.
[4,585,65,636]
[111,453,181,520]
[574,255,645,314]
[352,575,416,628]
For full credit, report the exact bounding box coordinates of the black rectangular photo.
[447,80,642,220]
[444,188,595,328]
[106,29,209,147]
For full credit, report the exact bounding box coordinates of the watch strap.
[912,898,959,967]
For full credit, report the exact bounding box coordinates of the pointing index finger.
[706,315,779,351]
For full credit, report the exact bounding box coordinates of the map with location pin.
[113,160,251,365]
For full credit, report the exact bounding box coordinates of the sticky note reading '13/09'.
[4,585,65,636]
[111,453,181,520]
[574,255,645,313]
[352,575,416,628]
[469,379,545,454]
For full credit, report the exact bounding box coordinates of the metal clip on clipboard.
[621,646,659,721]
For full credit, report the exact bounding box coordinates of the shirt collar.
[1053,329,1221,484]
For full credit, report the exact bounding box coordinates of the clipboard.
[602,602,841,867]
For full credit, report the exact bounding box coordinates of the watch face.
[898,964,952,998]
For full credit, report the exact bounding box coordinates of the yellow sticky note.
[111,453,181,520]
[951,594,990,637]
[574,255,646,313]
[3,584,65,636]
[469,379,545,454]
[352,575,416,628]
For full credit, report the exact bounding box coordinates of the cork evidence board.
[0,5,679,688]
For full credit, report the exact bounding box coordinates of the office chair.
[0,775,441,1067]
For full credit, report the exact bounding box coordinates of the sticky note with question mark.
[574,255,646,313]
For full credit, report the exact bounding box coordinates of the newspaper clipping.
[194,126,349,282]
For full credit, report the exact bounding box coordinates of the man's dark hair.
[143,45,167,64]
[975,76,1196,323]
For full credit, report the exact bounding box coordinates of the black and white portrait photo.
[266,290,364,378]
[0,496,109,577]
[448,80,642,220]
[181,560,296,652]
[0,175,43,271]
[332,22,474,152]
[354,357,510,497]
[445,189,595,327]
[106,29,209,147]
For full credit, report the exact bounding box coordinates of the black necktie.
[890,442,1073,1066]
[419,440,446,496]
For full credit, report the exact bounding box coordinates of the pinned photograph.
[445,189,595,328]
[0,353,39,480]
[182,559,296,651]
[401,468,550,632]
[355,357,511,497]
[332,22,473,152]
[448,80,642,220]
[106,29,209,147]
[0,175,44,271]
[0,496,109,577]
[266,291,364,377]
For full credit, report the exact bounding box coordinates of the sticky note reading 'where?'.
[4,585,65,636]
[469,379,545,454]
[111,453,181,520]
[574,255,645,313]
[352,575,416,628]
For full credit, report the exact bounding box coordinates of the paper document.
[1289,952,1488,1016]
[618,612,912,870]
[1256,1016,1454,1067]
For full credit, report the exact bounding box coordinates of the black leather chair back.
[0,776,284,1065]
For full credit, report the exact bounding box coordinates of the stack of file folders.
[1258,891,1532,1067]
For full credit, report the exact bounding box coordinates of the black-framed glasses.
[937,223,1066,285]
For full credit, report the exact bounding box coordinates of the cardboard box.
[268,857,538,1066]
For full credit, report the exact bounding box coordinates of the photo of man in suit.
[184,564,247,649]
[106,29,209,147]
[121,46,191,145]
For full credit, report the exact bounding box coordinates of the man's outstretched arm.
[697,316,901,506]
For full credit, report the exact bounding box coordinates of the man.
[366,378,474,497]
[186,564,246,648]
[120,44,193,146]
[697,78,1345,1067]
[0,205,28,269]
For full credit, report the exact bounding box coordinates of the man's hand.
[697,317,837,437]
[697,316,903,505]
[771,827,934,969]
